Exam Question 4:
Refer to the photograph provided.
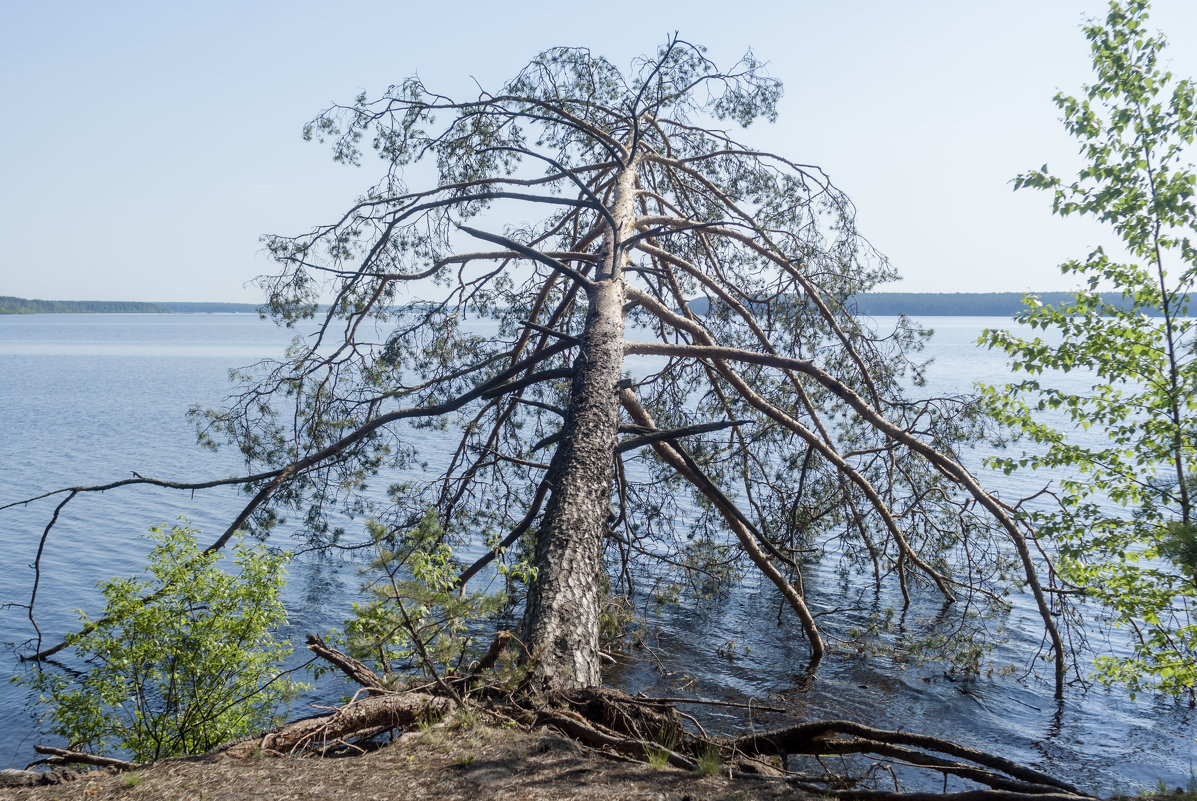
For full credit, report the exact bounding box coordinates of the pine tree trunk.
[522,164,636,691]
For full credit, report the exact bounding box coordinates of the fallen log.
[32,745,137,771]
[242,692,454,756]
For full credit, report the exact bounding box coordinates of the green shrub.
[336,511,518,687]
[20,522,302,761]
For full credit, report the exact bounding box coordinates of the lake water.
[0,314,1194,789]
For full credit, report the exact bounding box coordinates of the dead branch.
[636,694,785,713]
[468,630,512,677]
[32,745,138,771]
[305,634,385,693]
[620,388,825,660]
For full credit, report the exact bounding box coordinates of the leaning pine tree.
[26,41,1069,695]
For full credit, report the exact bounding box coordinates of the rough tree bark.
[523,162,638,689]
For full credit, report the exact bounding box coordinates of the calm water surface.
[0,314,1193,789]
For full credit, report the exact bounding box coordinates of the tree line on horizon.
[1,292,1157,317]
[0,297,259,314]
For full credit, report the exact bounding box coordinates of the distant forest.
[847,292,1082,316]
[0,297,260,314]
[687,291,1162,317]
[1,292,1160,317]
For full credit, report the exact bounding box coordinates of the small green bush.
[21,522,302,761]
[336,511,517,687]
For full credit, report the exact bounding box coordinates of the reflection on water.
[0,314,1194,789]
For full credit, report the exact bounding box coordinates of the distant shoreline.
[1,292,1134,318]
[0,297,261,315]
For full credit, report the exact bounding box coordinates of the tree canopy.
[22,39,1069,694]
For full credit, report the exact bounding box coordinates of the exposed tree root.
[530,705,697,771]
[31,633,1096,800]
[814,792,1098,801]
[541,689,1094,799]
[731,721,1086,795]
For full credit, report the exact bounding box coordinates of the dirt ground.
[0,724,816,801]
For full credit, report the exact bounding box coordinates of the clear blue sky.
[2,1,1195,302]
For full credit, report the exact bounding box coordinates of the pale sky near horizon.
[2,1,1196,303]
